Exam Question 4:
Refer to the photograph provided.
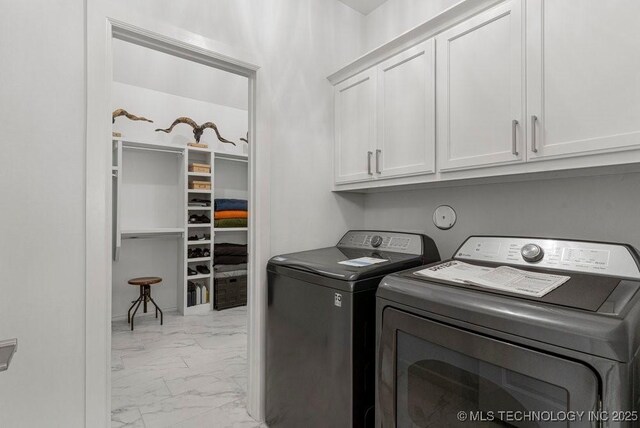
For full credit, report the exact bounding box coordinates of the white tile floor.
[111,307,263,428]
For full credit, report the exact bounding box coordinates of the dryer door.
[378,308,600,427]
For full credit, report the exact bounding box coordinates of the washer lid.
[268,246,425,282]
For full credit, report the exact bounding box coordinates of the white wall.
[0,1,86,426]
[112,82,248,153]
[364,173,640,258]
[0,1,365,426]
[113,38,249,111]
[364,0,459,50]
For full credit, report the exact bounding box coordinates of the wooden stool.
[127,277,163,331]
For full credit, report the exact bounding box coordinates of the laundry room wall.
[0,1,366,426]
[0,1,86,426]
[363,173,640,258]
[362,0,459,51]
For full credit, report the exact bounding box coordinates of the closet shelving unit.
[112,137,186,261]
[112,136,249,315]
[184,145,214,314]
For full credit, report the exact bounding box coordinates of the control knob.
[521,243,544,262]
[371,235,383,248]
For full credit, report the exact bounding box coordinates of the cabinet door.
[334,69,377,184]
[436,0,524,172]
[527,0,640,160]
[376,39,435,179]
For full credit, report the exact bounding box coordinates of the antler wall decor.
[112,109,154,124]
[155,117,236,146]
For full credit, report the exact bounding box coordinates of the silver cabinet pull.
[375,149,382,174]
[512,120,519,156]
[531,115,538,153]
[367,151,373,175]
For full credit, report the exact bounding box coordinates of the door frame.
[86,3,269,426]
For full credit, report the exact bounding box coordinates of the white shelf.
[214,151,248,163]
[187,240,212,245]
[187,257,211,262]
[188,223,212,228]
[188,189,212,194]
[118,138,185,153]
[188,172,211,177]
[188,206,212,210]
[187,273,211,280]
[187,146,212,153]
[121,228,184,238]
[214,227,248,232]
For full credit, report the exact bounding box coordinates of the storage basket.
[214,275,247,310]
[189,163,211,173]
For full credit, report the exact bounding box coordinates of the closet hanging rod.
[123,146,183,155]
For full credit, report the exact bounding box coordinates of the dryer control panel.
[337,231,424,255]
[455,236,640,279]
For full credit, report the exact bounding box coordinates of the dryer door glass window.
[377,308,600,427]
[397,331,568,427]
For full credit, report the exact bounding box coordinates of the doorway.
[86,11,266,428]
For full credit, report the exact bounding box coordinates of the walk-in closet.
[109,39,253,425]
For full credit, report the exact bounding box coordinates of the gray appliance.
[377,236,640,427]
[267,230,440,428]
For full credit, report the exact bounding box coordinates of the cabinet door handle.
[375,149,382,174]
[531,115,538,153]
[512,120,519,156]
[367,151,373,175]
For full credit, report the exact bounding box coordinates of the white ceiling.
[339,0,388,15]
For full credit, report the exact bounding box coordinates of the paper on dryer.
[415,261,570,297]
[339,257,388,267]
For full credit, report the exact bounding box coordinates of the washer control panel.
[337,231,423,255]
[455,236,640,279]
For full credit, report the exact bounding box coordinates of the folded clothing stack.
[213,243,247,277]
[214,199,248,228]
[213,243,248,310]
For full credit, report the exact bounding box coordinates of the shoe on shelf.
[196,265,210,275]
[188,267,198,276]
[202,248,210,257]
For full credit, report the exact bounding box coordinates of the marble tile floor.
[112,307,264,428]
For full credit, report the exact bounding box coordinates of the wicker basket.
[214,275,247,310]
[189,163,211,173]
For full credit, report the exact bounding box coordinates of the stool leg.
[130,298,143,331]
[127,296,141,324]
[148,294,163,326]
[143,285,149,313]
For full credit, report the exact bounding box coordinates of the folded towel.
[214,263,247,272]
[214,243,247,256]
[214,270,247,279]
[215,199,248,211]
[215,218,247,228]
[215,255,248,265]
[214,210,248,220]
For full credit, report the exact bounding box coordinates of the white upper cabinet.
[334,69,377,184]
[526,0,640,160]
[437,0,524,171]
[330,0,640,191]
[376,39,436,178]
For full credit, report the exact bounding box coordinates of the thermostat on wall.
[433,205,456,230]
